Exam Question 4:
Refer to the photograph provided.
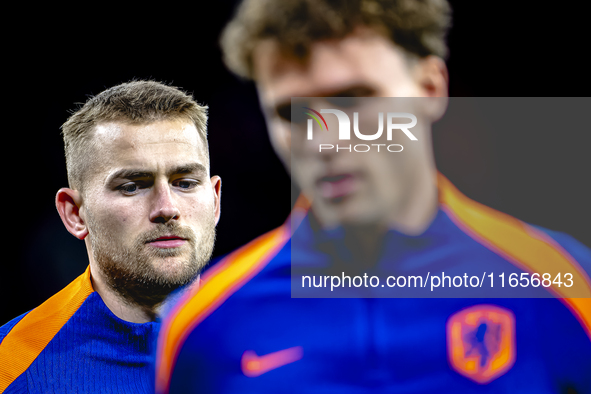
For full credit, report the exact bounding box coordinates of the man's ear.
[414,55,449,98]
[210,176,222,225]
[413,55,449,121]
[56,188,88,240]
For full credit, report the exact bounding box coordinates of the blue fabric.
[1,291,159,393]
[164,209,591,393]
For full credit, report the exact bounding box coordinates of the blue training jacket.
[0,266,159,393]
[156,175,591,394]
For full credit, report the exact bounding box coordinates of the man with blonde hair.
[0,80,221,393]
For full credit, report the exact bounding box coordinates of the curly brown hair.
[221,0,452,79]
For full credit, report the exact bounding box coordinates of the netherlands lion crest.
[447,305,516,384]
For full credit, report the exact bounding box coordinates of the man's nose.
[300,127,341,161]
[149,181,181,223]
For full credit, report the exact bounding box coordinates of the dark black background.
[2,1,589,324]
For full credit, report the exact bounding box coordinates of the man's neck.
[88,268,155,323]
[386,167,439,237]
[88,265,197,324]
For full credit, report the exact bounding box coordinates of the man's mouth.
[316,173,358,200]
[146,235,188,248]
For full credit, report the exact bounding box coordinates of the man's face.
[81,119,220,303]
[254,28,443,228]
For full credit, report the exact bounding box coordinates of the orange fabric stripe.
[156,225,290,394]
[0,266,94,392]
[438,173,591,339]
[289,194,311,235]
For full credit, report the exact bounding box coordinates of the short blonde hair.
[61,80,208,192]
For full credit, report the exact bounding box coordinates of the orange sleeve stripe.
[438,173,591,339]
[156,225,290,393]
[0,266,94,392]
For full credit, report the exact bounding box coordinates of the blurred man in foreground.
[0,80,221,393]
[156,1,591,393]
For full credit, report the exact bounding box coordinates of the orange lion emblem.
[447,304,516,384]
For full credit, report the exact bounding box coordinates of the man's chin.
[147,256,200,283]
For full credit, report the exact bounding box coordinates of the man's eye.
[276,103,292,122]
[118,182,139,195]
[174,179,198,190]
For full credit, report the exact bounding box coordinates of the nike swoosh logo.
[241,346,304,377]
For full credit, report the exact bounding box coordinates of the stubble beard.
[87,211,216,309]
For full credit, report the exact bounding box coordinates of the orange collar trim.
[0,265,94,392]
